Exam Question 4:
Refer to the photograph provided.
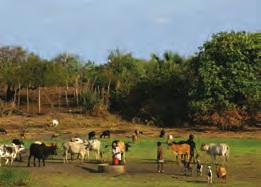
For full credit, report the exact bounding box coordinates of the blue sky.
[0,0,259,63]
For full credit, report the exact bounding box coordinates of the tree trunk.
[26,86,29,113]
[38,87,41,114]
[65,81,69,107]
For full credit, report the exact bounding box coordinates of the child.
[157,142,164,173]
[112,141,121,165]
[207,166,213,183]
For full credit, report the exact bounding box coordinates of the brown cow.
[216,165,227,180]
[168,143,190,161]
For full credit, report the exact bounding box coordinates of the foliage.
[191,31,260,118]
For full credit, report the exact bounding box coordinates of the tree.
[191,31,260,116]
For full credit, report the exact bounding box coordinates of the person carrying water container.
[112,142,121,165]
[157,141,164,173]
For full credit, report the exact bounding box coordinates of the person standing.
[157,142,164,173]
[112,142,121,165]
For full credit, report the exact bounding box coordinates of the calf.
[207,166,213,183]
[216,165,227,180]
[201,143,229,163]
[196,159,203,176]
[100,130,110,139]
[27,143,57,167]
[168,142,190,161]
[0,127,7,135]
[88,131,96,140]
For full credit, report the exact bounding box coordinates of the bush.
[80,90,100,112]
[0,168,30,186]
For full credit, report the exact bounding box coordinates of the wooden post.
[38,86,41,114]
[26,86,29,113]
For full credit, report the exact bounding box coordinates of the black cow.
[100,130,111,139]
[12,138,24,161]
[88,131,96,140]
[159,128,165,138]
[0,127,7,135]
[27,143,57,167]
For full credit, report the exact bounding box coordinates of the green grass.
[0,136,260,187]
[0,168,30,187]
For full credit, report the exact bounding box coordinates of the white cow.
[85,139,101,160]
[63,141,87,163]
[201,143,229,163]
[0,143,23,166]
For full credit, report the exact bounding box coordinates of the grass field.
[0,136,260,187]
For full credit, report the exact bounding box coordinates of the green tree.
[191,31,260,116]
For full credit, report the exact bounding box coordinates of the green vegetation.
[0,168,30,187]
[0,31,260,128]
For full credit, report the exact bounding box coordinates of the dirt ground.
[0,113,260,140]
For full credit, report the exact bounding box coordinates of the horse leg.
[43,158,45,167]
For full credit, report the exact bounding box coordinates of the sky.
[0,0,259,63]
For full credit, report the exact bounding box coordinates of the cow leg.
[43,158,45,167]
[5,158,9,165]
[38,158,41,167]
[33,156,36,167]
[19,153,22,162]
[27,155,31,167]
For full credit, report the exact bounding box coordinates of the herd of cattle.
[0,127,229,183]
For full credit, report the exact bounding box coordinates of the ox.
[201,143,229,163]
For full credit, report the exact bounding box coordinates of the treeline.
[0,31,260,129]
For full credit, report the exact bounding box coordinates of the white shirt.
[112,147,121,160]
